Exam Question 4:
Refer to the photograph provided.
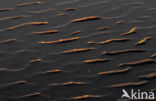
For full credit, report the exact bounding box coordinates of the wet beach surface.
[0,0,156,101]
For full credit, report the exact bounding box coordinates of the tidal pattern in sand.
[0,0,156,101]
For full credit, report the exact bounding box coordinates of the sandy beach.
[0,0,156,101]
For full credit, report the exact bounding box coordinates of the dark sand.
[0,0,156,101]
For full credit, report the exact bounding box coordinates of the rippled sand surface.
[0,0,156,101]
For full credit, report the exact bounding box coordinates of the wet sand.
[0,0,156,101]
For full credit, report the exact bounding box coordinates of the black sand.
[0,0,156,101]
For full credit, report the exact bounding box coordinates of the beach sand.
[0,0,156,101]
